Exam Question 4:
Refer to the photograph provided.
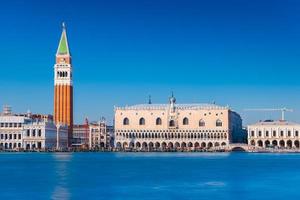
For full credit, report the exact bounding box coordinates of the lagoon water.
[1,152,300,199]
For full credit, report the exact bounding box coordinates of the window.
[199,119,205,127]
[169,120,175,127]
[38,130,42,137]
[156,118,162,125]
[123,118,129,125]
[273,131,276,137]
[139,118,145,125]
[251,131,254,137]
[258,131,262,137]
[296,131,299,137]
[32,130,36,137]
[183,118,189,125]
[216,119,222,127]
[288,131,291,137]
[27,130,30,137]
[280,131,284,137]
[266,131,269,137]
[18,134,21,140]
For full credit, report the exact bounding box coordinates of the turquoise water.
[1,152,300,199]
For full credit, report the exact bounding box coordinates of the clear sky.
[0,0,300,125]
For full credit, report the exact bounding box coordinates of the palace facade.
[114,96,243,151]
[248,120,300,149]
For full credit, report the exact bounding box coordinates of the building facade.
[0,106,68,151]
[72,119,89,148]
[23,121,68,150]
[89,119,114,150]
[114,96,242,151]
[54,23,73,146]
[248,120,300,149]
[0,106,29,149]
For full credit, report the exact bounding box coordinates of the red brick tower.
[54,23,73,146]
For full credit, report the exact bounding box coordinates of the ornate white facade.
[114,96,242,151]
[23,121,68,150]
[0,106,68,151]
[89,120,114,150]
[248,120,300,149]
[0,114,28,149]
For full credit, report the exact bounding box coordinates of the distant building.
[114,95,243,151]
[23,120,68,150]
[248,120,300,148]
[107,125,115,148]
[71,118,114,150]
[0,106,68,150]
[72,119,89,148]
[0,106,29,149]
[89,119,114,150]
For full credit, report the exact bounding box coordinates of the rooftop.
[115,103,229,110]
[250,120,300,126]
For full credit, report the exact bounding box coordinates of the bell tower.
[54,22,73,146]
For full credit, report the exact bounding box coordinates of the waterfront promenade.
[2,144,300,153]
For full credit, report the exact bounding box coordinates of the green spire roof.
[56,23,70,55]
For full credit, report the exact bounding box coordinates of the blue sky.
[0,0,300,125]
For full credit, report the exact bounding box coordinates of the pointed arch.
[139,117,145,125]
[199,119,205,127]
[156,117,162,125]
[216,119,222,127]
[183,117,189,125]
[169,120,175,127]
[123,118,129,125]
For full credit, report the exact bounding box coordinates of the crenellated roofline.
[114,103,230,111]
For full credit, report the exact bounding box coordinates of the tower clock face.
[60,58,65,63]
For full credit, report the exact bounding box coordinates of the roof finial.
[148,95,152,104]
[169,91,176,104]
[62,22,66,30]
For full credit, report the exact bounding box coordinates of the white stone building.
[0,106,68,151]
[23,120,68,150]
[248,120,300,149]
[0,108,29,149]
[114,96,243,151]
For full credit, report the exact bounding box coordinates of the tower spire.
[56,22,70,56]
